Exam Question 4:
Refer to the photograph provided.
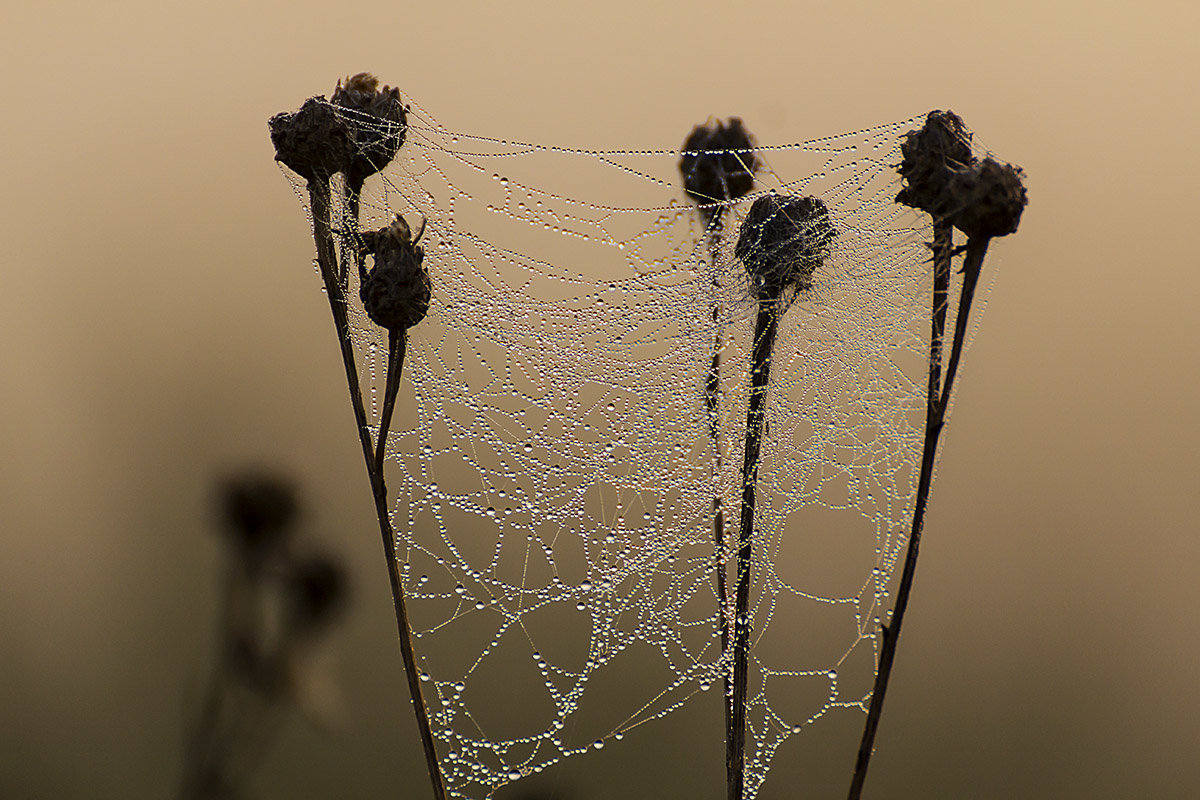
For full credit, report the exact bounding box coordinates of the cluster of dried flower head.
[269,73,407,186]
[182,472,347,799]
[269,74,429,335]
[896,109,1027,242]
[216,472,347,690]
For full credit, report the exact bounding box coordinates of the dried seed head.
[268,97,355,182]
[735,194,836,300]
[286,554,347,633]
[679,118,761,224]
[360,214,431,331]
[896,109,976,217]
[945,157,1028,240]
[331,72,408,185]
[218,472,298,558]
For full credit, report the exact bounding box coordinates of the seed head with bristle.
[360,214,431,331]
[896,109,976,218]
[735,194,836,301]
[331,72,408,186]
[679,118,761,225]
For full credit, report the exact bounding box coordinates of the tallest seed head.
[735,194,836,301]
[679,118,761,225]
[331,73,409,186]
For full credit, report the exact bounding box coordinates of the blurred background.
[2,0,1197,797]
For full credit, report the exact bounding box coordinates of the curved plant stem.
[308,179,448,800]
[729,301,779,800]
[846,230,989,800]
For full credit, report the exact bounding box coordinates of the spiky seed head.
[896,109,976,217]
[735,194,836,301]
[331,72,408,185]
[360,214,431,331]
[268,97,356,182]
[679,118,761,224]
[945,157,1028,240]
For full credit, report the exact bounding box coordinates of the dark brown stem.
[703,223,732,746]
[308,179,448,800]
[846,231,989,800]
[375,328,405,476]
[729,301,779,800]
[342,174,367,290]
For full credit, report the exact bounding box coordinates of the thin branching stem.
[846,230,989,800]
[729,301,779,800]
[308,179,449,800]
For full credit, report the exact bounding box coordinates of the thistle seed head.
[360,214,431,331]
[331,72,408,185]
[218,472,298,558]
[945,157,1028,240]
[268,97,356,182]
[735,194,836,301]
[679,118,760,224]
[896,109,976,217]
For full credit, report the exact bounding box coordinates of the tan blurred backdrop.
[2,0,1198,797]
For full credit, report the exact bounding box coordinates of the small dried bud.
[360,215,431,331]
[945,157,1028,240]
[218,472,298,557]
[896,110,976,217]
[679,118,760,223]
[268,97,355,182]
[331,73,408,185]
[286,554,347,633]
[735,194,836,300]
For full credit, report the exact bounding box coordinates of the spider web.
[281,99,993,799]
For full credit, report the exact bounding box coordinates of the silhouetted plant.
[269,75,448,800]
[846,110,1026,800]
[679,117,762,766]
[729,194,835,800]
[181,471,347,800]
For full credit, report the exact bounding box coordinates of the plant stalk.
[308,179,449,800]
[729,301,779,800]
[704,226,732,744]
[846,229,989,800]
[376,328,405,476]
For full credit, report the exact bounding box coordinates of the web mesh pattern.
[282,99,989,798]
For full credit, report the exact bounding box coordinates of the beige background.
[2,0,1198,797]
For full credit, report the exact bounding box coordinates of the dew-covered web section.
[281,101,993,799]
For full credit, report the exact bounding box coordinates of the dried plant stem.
[341,175,366,290]
[375,329,405,476]
[307,180,448,800]
[846,228,988,800]
[704,228,732,743]
[729,302,779,800]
